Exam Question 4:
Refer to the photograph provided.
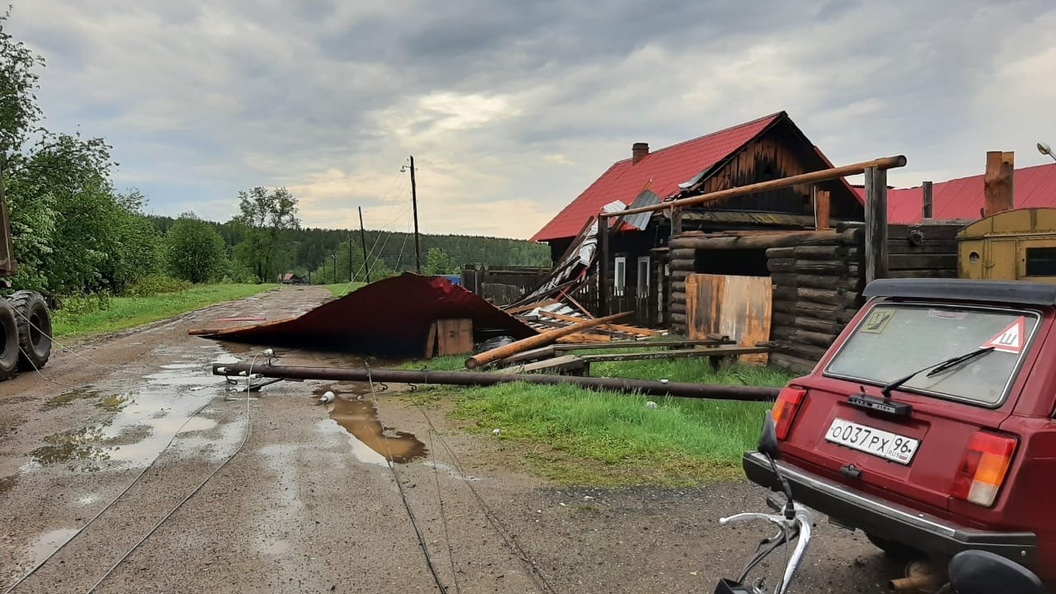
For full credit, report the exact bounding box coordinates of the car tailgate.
[781,381,1016,513]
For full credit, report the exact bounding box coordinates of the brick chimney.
[632,142,649,164]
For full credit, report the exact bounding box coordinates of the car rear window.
[825,303,1039,406]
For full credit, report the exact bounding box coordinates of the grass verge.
[52,284,276,339]
[322,282,366,297]
[401,351,794,487]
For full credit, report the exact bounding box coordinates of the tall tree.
[163,212,226,283]
[232,186,299,283]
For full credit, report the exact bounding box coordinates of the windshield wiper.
[880,347,995,399]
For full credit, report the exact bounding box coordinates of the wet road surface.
[1,285,904,593]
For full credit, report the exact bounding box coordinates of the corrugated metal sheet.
[856,162,1056,224]
[622,190,661,231]
[191,274,537,357]
[531,112,783,242]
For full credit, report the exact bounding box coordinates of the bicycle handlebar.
[720,506,814,594]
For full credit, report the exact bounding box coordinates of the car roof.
[864,278,1056,307]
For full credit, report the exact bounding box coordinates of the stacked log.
[765,227,864,373]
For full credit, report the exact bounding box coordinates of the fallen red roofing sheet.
[190,273,538,357]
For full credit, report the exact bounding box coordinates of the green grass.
[322,282,366,297]
[447,378,779,487]
[52,284,276,339]
[397,349,795,487]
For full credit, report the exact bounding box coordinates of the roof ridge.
[610,111,785,164]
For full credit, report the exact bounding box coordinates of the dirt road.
[1,285,901,593]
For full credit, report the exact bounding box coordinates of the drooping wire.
[421,403,462,594]
[409,395,558,594]
[10,307,126,375]
[364,365,450,594]
[81,351,263,594]
[0,348,261,594]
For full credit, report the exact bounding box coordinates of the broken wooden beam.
[465,311,632,369]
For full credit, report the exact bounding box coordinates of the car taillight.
[950,432,1017,507]
[772,387,806,440]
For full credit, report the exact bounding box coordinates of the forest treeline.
[148,213,551,284]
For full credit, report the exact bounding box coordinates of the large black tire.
[0,299,17,380]
[9,290,52,371]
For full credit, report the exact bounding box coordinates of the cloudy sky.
[8,0,1056,239]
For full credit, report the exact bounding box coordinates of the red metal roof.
[857,162,1056,224]
[531,112,784,242]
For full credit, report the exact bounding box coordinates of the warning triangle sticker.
[982,317,1026,354]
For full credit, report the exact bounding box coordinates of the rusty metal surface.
[191,273,537,357]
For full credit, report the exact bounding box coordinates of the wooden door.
[686,274,772,365]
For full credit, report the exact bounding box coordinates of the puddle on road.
[30,528,78,565]
[327,395,426,465]
[30,350,236,471]
[41,387,102,411]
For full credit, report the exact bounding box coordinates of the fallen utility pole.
[211,364,780,402]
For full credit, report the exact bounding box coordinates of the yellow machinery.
[958,208,1056,283]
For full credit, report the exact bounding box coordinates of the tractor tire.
[0,299,18,380]
[9,290,52,371]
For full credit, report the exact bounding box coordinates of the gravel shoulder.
[0,285,900,593]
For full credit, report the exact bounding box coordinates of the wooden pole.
[864,167,888,284]
[465,311,631,369]
[615,155,907,217]
[815,189,831,230]
[598,215,610,316]
[358,206,371,282]
[671,206,683,236]
[409,155,422,274]
[921,181,933,219]
[984,151,1015,216]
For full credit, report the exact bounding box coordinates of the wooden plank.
[887,241,958,255]
[579,346,769,365]
[436,319,474,356]
[493,346,557,367]
[505,300,559,315]
[687,273,771,365]
[816,189,831,230]
[922,181,933,219]
[865,166,889,283]
[888,253,958,270]
[555,333,612,344]
[885,269,958,279]
[424,321,437,359]
[512,354,586,374]
[668,228,858,250]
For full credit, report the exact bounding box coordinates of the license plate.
[825,418,920,465]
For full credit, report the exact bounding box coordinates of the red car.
[744,278,1056,581]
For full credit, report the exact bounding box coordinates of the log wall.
[765,227,864,373]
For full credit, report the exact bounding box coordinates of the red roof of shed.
[859,162,1056,224]
[531,112,783,242]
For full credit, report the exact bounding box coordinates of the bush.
[125,275,192,297]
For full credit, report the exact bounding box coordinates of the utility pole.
[358,206,371,282]
[348,233,353,283]
[409,155,422,274]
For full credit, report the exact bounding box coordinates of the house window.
[637,256,650,298]
[614,257,627,297]
[1025,247,1056,277]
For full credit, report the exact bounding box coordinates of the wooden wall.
[886,222,964,279]
[765,227,864,373]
